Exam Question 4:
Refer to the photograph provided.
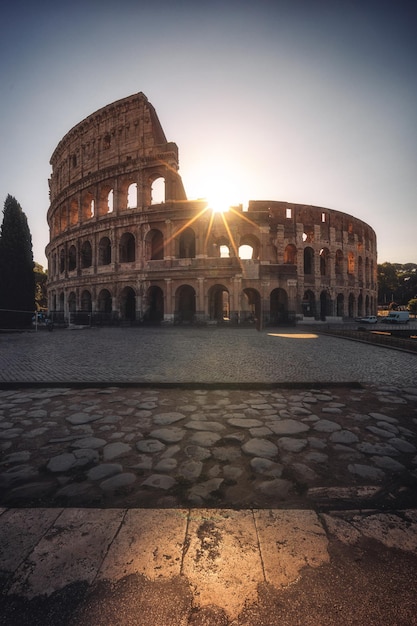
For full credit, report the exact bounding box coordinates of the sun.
[184,161,243,214]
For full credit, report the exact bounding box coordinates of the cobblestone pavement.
[0,325,416,385]
[1,327,417,624]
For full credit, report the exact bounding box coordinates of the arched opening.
[302,290,315,318]
[81,240,92,268]
[151,177,165,204]
[365,294,370,316]
[175,285,196,323]
[320,290,330,320]
[68,292,76,313]
[119,232,136,263]
[98,237,112,265]
[59,249,65,273]
[59,292,64,311]
[146,229,164,260]
[145,286,164,324]
[60,206,68,232]
[120,286,136,322]
[220,245,230,258]
[107,189,114,213]
[127,183,137,209]
[348,252,355,274]
[357,293,363,317]
[178,227,196,258]
[304,247,314,275]
[70,199,78,225]
[320,248,330,276]
[208,284,230,322]
[68,245,77,271]
[239,235,260,260]
[241,288,261,325]
[348,293,355,318]
[98,289,112,317]
[82,191,95,220]
[81,290,92,312]
[284,244,297,264]
[270,288,289,325]
[336,293,344,317]
[358,256,364,282]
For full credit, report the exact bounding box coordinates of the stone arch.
[357,292,363,317]
[150,176,165,205]
[98,184,114,216]
[97,289,112,315]
[320,290,330,320]
[81,290,92,312]
[127,183,137,209]
[348,252,355,274]
[241,288,261,324]
[145,285,164,323]
[120,286,136,321]
[81,240,92,268]
[348,293,355,317]
[320,247,330,276]
[60,205,68,232]
[178,227,196,259]
[239,234,260,260]
[119,232,136,263]
[68,245,77,271]
[336,293,344,317]
[302,290,315,318]
[304,247,314,275]
[70,199,78,226]
[59,249,65,273]
[146,229,164,260]
[98,237,112,265]
[68,291,76,313]
[175,284,196,323]
[208,284,229,321]
[82,191,95,221]
[284,244,297,264]
[270,288,289,325]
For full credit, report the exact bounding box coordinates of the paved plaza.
[0,325,416,385]
[0,326,417,624]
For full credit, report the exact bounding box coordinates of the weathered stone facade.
[46,92,377,325]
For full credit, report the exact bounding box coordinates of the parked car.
[381,311,409,324]
[356,316,378,324]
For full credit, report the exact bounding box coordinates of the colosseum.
[46,92,377,326]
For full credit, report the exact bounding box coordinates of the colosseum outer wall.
[46,92,378,326]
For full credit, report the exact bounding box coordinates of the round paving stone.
[153,412,185,425]
[256,478,293,498]
[103,442,132,461]
[100,473,137,492]
[66,413,102,425]
[136,439,166,453]
[348,464,385,481]
[313,419,342,433]
[329,430,359,444]
[268,419,310,435]
[141,474,176,490]
[189,431,222,447]
[227,418,263,428]
[87,463,123,481]
[70,437,107,449]
[277,437,308,453]
[242,438,278,459]
[388,438,416,454]
[47,453,77,473]
[149,427,185,443]
[178,460,203,481]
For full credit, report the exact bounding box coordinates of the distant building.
[46,92,377,325]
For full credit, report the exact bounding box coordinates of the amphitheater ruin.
[46,92,377,326]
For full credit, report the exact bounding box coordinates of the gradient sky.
[1,0,416,267]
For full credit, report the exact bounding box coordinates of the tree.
[34,262,48,310]
[408,298,417,318]
[0,195,35,327]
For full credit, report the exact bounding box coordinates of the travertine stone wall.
[46,93,377,325]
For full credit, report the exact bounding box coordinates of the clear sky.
[1,0,416,267]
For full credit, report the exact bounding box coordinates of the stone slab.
[9,508,125,597]
[98,509,188,581]
[254,509,330,588]
[181,509,264,619]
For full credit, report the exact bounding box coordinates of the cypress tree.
[0,195,35,328]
